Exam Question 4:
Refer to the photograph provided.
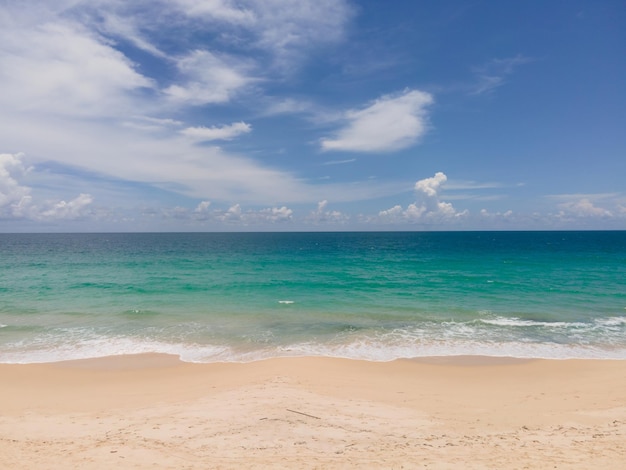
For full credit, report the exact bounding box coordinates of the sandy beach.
[1,355,625,469]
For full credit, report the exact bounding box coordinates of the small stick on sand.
[286,409,321,419]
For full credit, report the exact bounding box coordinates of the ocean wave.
[477,317,587,328]
[0,332,232,364]
[1,312,625,364]
[1,323,625,364]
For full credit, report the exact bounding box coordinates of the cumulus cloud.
[320,89,433,153]
[258,206,293,223]
[38,193,94,220]
[557,198,613,218]
[0,153,93,221]
[307,200,348,224]
[415,172,447,197]
[169,201,294,225]
[378,172,467,223]
[0,153,32,218]
[480,209,513,218]
[181,122,252,141]
[194,200,212,212]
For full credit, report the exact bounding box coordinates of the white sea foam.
[278,300,295,304]
[597,316,626,327]
[274,338,626,362]
[0,331,231,364]
[478,317,586,328]
[2,334,625,364]
[1,314,625,364]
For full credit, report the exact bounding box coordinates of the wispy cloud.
[0,20,154,117]
[0,0,365,210]
[163,50,254,106]
[181,122,252,142]
[470,55,532,95]
[322,158,357,166]
[320,89,434,153]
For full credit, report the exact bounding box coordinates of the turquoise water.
[1,231,625,363]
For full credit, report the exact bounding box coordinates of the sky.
[0,0,624,232]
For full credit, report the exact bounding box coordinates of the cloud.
[480,208,513,219]
[122,116,184,133]
[247,0,353,68]
[322,158,356,166]
[415,171,447,197]
[0,153,93,221]
[181,122,252,141]
[0,1,372,209]
[194,200,212,212]
[163,50,253,105]
[306,200,348,224]
[173,0,256,24]
[258,206,293,223]
[38,193,94,220]
[320,89,434,153]
[470,55,532,95]
[0,19,153,117]
[0,153,32,218]
[557,198,613,218]
[546,193,625,221]
[165,201,294,225]
[94,10,168,58]
[378,172,468,223]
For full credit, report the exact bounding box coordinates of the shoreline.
[2,354,625,468]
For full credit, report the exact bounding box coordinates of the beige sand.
[1,354,625,469]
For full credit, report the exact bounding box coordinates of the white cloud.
[174,202,293,224]
[320,89,434,153]
[122,116,184,133]
[194,200,212,212]
[378,172,468,223]
[307,200,348,224]
[181,122,252,141]
[0,20,153,117]
[247,0,353,68]
[415,172,447,197]
[95,10,168,58]
[38,193,94,220]
[322,158,356,166]
[173,0,256,23]
[557,198,613,218]
[164,50,253,105]
[0,153,93,221]
[546,193,623,221]
[471,55,532,95]
[0,153,33,218]
[258,206,293,222]
[0,1,375,211]
[480,208,513,219]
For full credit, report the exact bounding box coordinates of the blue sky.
[0,0,624,231]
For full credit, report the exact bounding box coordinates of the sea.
[1,231,625,364]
